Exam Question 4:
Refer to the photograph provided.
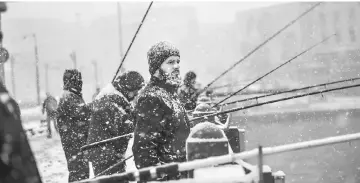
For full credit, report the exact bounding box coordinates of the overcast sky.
[3,1,286,24]
[1,1,288,102]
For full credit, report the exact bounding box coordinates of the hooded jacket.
[86,83,134,176]
[57,90,92,182]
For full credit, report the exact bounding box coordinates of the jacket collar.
[150,76,178,94]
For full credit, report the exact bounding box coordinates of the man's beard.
[159,69,182,87]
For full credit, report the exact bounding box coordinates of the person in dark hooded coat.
[0,3,42,181]
[0,83,43,183]
[178,71,200,111]
[56,69,92,182]
[86,71,144,177]
[132,41,191,182]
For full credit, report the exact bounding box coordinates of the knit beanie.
[147,41,180,76]
[113,71,145,92]
[63,69,82,93]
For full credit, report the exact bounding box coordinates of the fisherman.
[87,71,144,177]
[205,89,214,100]
[132,41,191,182]
[57,69,92,182]
[42,92,58,138]
[0,79,43,183]
[178,71,200,111]
[0,2,43,181]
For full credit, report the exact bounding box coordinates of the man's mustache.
[172,69,180,74]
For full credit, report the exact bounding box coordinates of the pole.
[10,55,15,98]
[44,63,49,93]
[0,13,4,84]
[33,33,41,105]
[70,51,77,69]
[112,1,153,83]
[117,2,125,73]
[92,60,99,88]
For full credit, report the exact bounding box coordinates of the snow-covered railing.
[75,132,360,183]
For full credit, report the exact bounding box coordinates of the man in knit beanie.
[87,71,144,178]
[147,41,182,87]
[132,41,190,182]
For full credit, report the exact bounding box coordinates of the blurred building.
[233,2,360,95]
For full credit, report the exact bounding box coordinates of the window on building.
[333,11,341,43]
[348,8,357,43]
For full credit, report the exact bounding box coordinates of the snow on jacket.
[86,83,134,176]
[132,76,191,181]
[0,83,43,183]
[57,90,92,182]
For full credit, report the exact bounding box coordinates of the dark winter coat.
[57,90,92,182]
[178,84,200,111]
[132,76,191,182]
[0,83,43,183]
[86,84,134,177]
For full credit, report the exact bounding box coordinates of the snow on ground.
[27,121,68,183]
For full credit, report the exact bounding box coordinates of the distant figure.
[92,87,101,101]
[205,89,214,100]
[178,71,201,111]
[57,69,92,182]
[42,92,58,138]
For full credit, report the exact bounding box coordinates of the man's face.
[159,56,181,85]
[190,78,196,85]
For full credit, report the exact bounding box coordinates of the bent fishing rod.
[196,2,322,96]
[220,76,360,107]
[213,33,336,107]
[75,132,360,183]
[82,2,154,151]
[87,76,360,151]
[99,80,360,176]
[95,155,134,177]
[80,133,133,151]
[112,1,154,83]
[190,82,360,122]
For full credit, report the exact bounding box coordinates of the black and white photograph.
[1,1,360,183]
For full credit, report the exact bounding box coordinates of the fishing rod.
[220,76,360,107]
[75,132,360,183]
[112,1,154,83]
[195,2,322,96]
[213,33,335,107]
[88,115,232,177]
[83,78,360,176]
[82,79,359,178]
[190,82,360,122]
[80,133,133,151]
[95,155,134,177]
